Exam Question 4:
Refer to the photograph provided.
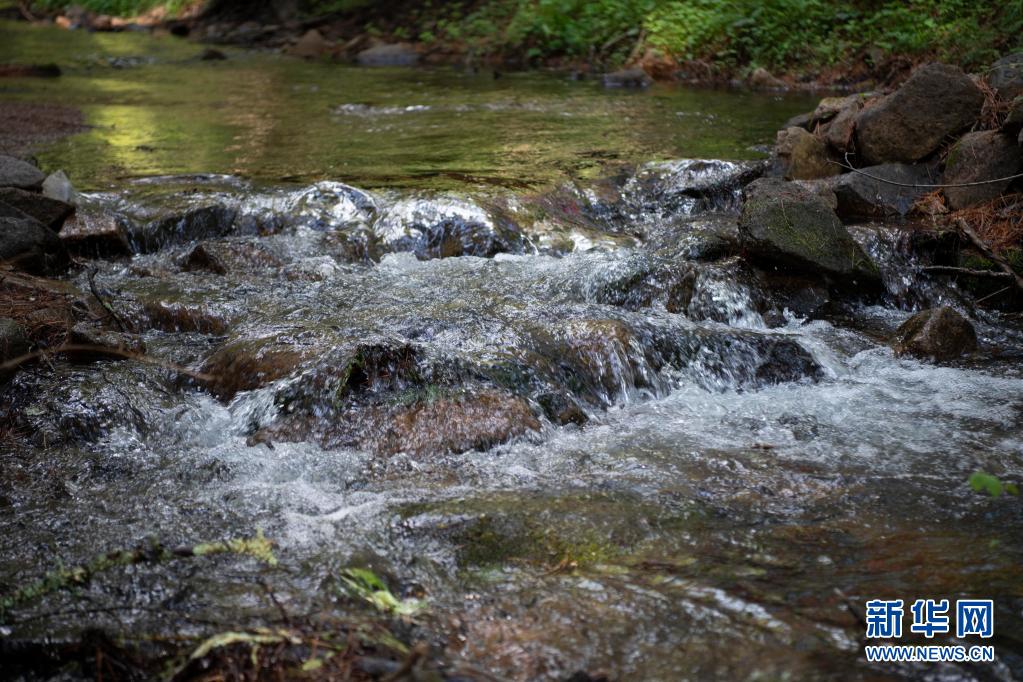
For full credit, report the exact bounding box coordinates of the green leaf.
[969,471,1004,498]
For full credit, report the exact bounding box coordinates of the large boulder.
[942,130,1023,209]
[0,216,69,274]
[0,155,46,191]
[773,127,840,180]
[988,53,1023,101]
[0,187,74,230]
[892,307,977,362]
[829,163,938,220]
[855,63,984,165]
[738,178,878,282]
[356,43,419,67]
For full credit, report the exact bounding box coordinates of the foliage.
[969,471,1020,498]
[339,567,426,617]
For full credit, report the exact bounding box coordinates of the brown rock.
[892,307,977,362]
[749,67,785,89]
[59,206,131,256]
[774,127,840,180]
[288,29,332,59]
[942,130,1022,210]
[856,63,984,164]
[202,337,310,399]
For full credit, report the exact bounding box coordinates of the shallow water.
[1,20,1023,682]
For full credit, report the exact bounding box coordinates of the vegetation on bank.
[24,0,1023,76]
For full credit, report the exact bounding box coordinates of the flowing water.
[2,20,1023,682]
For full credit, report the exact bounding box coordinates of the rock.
[811,94,862,123]
[773,127,840,180]
[821,97,865,152]
[199,48,227,61]
[738,178,878,282]
[782,111,812,130]
[0,317,30,378]
[42,170,76,204]
[748,67,785,89]
[0,155,46,191]
[59,206,132,256]
[356,43,419,67]
[855,63,984,165]
[0,187,74,230]
[131,204,238,253]
[201,337,311,399]
[602,67,651,88]
[374,197,525,259]
[829,163,938,219]
[67,322,146,361]
[988,53,1023,101]
[942,130,1023,209]
[180,243,227,275]
[892,307,977,362]
[0,216,69,274]
[289,29,332,59]
[0,63,61,78]
[1003,96,1023,135]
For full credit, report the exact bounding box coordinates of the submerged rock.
[0,155,46,191]
[0,187,74,230]
[131,204,239,253]
[373,197,525,259]
[59,205,132,257]
[201,336,312,399]
[942,130,1022,209]
[891,307,977,362]
[988,52,1023,101]
[737,178,878,283]
[602,67,651,88]
[829,163,938,219]
[0,215,69,275]
[856,63,983,165]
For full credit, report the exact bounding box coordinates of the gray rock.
[0,187,74,230]
[602,67,651,88]
[0,154,46,191]
[942,130,1022,209]
[892,307,977,362]
[42,170,76,204]
[773,127,840,180]
[829,163,938,219]
[0,317,30,378]
[738,178,878,282]
[856,63,984,164]
[1001,95,1023,136]
[988,52,1023,101]
[0,216,69,274]
[356,43,419,67]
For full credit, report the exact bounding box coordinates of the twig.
[0,343,214,381]
[976,285,1012,304]
[829,153,1023,188]
[955,217,1023,292]
[921,265,1012,278]
[87,268,127,333]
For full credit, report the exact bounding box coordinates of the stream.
[1,20,1022,682]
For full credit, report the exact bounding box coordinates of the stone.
[738,178,878,282]
[289,29,332,59]
[67,322,146,361]
[892,307,977,362]
[749,67,785,89]
[822,97,865,152]
[59,206,132,256]
[0,187,74,230]
[602,67,651,88]
[42,170,76,204]
[201,337,311,399]
[1000,96,1023,136]
[774,127,840,180]
[356,43,419,67]
[942,130,1023,210]
[0,317,30,378]
[988,52,1023,101]
[829,163,938,220]
[855,63,984,165]
[180,243,227,275]
[0,216,69,275]
[0,154,46,190]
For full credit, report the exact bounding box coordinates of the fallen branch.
[921,265,1012,279]
[955,217,1023,292]
[0,531,276,618]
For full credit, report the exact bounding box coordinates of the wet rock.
[288,29,332,59]
[374,197,525,259]
[748,67,785,89]
[67,322,146,361]
[59,205,132,257]
[829,163,938,219]
[179,242,227,275]
[892,307,977,362]
[131,204,238,253]
[773,127,840,180]
[942,130,1022,209]
[988,52,1023,101]
[0,187,74,230]
[42,170,76,204]
[0,154,46,191]
[357,43,419,67]
[856,63,984,165]
[738,178,878,282]
[0,215,69,275]
[602,67,651,88]
[0,317,30,378]
[142,300,228,334]
[620,159,766,220]
[201,337,310,399]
